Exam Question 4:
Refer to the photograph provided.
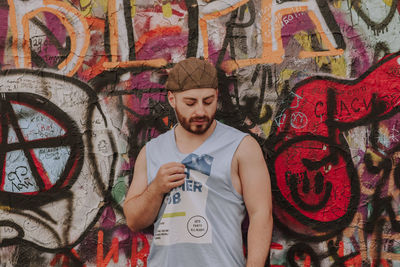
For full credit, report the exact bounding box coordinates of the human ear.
[167,91,176,108]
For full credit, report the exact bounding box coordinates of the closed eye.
[203,97,214,105]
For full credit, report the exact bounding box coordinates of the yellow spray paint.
[277,69,295,95]
[0,206,11,211]
[315,55,347,77]
[294,31,315,52]
[260,105,273,137]
[131,0,136,17]
[294,31,347,77]
[162,2,172,18]
[333,0,342,8]
[329,56,347,77]
[383,0,393,6]
[80,0,92,16]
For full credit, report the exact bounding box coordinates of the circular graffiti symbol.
[290,112,308,129]
[271,138,359,241]
[0,93,83,196]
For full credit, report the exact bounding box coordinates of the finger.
[166,166,186,175]
[170,179,186,189]
[168,173,186,182]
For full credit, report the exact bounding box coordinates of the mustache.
[189,116,209,122]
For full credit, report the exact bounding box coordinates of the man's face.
[168,88,218,135]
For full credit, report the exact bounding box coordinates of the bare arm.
[123,146,186,232]
[238,136,273,267]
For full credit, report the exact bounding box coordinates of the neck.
[174,120,217,154]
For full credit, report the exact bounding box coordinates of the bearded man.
[124,58,273,267]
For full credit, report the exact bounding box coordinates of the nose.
[194,103,206,116]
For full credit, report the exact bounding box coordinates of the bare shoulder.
[236,135,271,206]
[236,135,264,161]
[124,145,148,201]
[135,145,147,167]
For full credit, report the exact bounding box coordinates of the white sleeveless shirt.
[146,121,248,267]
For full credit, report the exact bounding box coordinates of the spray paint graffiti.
[199,0,345,72]
[8,0,90,76]
[1,0,400,266]
[0,70,117,264]
[267,50,400,265]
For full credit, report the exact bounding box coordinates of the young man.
[123,58,272,267]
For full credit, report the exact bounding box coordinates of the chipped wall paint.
[1,0,400,266]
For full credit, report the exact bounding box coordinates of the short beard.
[175,109,214,135]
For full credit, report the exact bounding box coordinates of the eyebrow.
[183,97,197,101]
[182,95,215,101]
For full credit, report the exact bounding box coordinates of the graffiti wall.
[0,0,400,266]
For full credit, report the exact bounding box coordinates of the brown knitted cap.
[165,58,218,91]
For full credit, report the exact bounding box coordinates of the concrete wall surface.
[0,0,399,266]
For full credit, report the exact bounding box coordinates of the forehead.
[174,88,217,99]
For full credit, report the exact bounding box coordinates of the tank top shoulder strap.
[146,129,176,184]
[197,121,248,154]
